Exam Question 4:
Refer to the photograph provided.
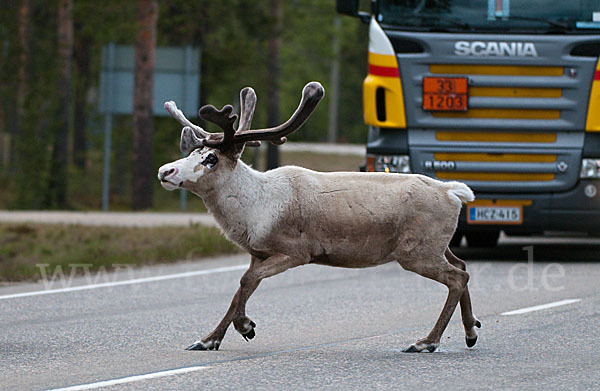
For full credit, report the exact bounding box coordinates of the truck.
[337,0,600,247]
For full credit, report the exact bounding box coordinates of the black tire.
[465,231,500,248]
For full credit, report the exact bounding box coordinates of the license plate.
[423,76,468,111]
[467,206,522,225]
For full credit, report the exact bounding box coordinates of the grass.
[0,223,241,282]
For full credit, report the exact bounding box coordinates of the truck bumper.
[458,179,600,235]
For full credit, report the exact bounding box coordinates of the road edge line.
[0,264,248,301]
[500,298,581,316]
[45,365,208,391]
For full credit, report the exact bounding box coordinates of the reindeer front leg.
[186,257,262,351]
[186,254,307,351]
[185,287,244,350]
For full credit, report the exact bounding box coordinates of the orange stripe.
[436,131,557,143]
[434,152,556,163]
[469,86,561,98]
[469,199,533,206]
[436,172,555,181]
[432,108,559,119]
[430,64,563,76]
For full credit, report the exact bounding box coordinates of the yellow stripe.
[432,108,560,119]
[436,172,555,181]
[469,87,561,98]
[368,52,398,68]
[430,64,563,76]
[469,199,533,206]
[436,131,557,143]
[434,152,556,163]
[585,60,600,132]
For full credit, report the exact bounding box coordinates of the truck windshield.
[378,0,600,33]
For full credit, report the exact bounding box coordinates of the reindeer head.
[157,82,324,194]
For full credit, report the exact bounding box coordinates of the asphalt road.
[1,239,600,391]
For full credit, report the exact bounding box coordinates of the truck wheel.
[465,231,499,247]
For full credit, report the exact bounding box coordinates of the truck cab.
[338,0,600,246]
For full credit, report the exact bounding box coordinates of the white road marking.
[0,264,248,301]
[45,365,208,391]
[501,298,581,316]
[46,330,398,391]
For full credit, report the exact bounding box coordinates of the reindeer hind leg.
[445,247,481,347]
[398,256,469,353]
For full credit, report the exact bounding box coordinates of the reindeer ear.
[180,126,203,155]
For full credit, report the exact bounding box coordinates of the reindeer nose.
[159,167,178,181]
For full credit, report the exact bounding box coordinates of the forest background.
[0,0,370,211]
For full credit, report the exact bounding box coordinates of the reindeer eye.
[202,154,218,167]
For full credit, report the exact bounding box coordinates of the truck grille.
[388,32,596,192]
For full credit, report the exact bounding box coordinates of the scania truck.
[338,0,600,246]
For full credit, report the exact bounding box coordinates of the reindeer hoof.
[464,318,482,348]
[185,340,220,351]
[402,342,438,353]
[463,317,481,348]
[242,321,256,341]
[242,329,255,341]
[466,336,478,348]
[402,345,419,353]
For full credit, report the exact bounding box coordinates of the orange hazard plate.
[423,77,468,111]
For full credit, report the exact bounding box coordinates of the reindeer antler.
[199,104,237,147]
[164,101,210,139]
[165,81,324,154]
[234,81,324,146]
[238,87,257,132]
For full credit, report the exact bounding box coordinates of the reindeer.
[158,82,481,353]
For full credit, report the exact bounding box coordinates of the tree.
[0,0,369,210]
[45,0,73,208]
[266,0,282,170]
[14,0,29,169]
[132,0,158,210]
[72,21,91,170]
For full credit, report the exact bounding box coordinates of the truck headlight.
[366,154,411,173]
[580,159,600,178]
